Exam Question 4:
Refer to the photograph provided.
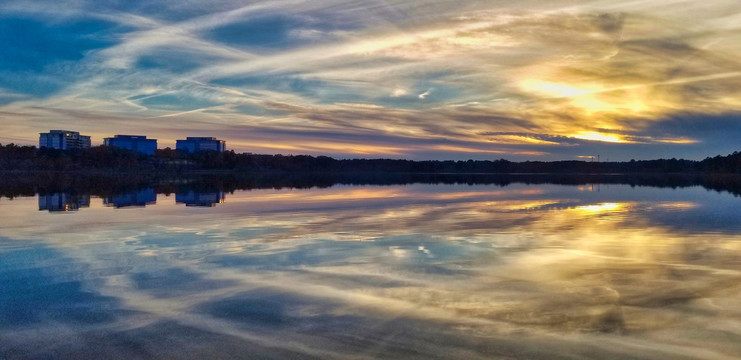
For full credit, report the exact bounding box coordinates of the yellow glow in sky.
[521,80,599,98]
[571,131,628,143]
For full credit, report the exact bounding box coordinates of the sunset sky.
[1,0,740,160]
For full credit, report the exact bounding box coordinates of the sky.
[0,0,740,161]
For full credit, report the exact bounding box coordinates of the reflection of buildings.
[39,130,91,150]
[104,135,157,155]
[104,188,157,208]
[176,191,225,207]
[176,137,226,153]
[38,193,91,212]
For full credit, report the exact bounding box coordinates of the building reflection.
[38,193,91,212]
[176,190,226,207]
[103,188,157,208]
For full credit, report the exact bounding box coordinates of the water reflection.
[103,188,157,208]
[176,190,225,207]
[38,193,90,212]
[2,182,741,359]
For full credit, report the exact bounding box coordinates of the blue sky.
[1,0,740,160]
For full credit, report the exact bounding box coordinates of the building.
[38,193,91,212]
[39,130,91,150]
[104,135,157,155]
[176,137,226,153]
[176,190,225,207]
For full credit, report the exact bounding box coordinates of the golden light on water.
[574,202,624,213]
[3,183,741,359]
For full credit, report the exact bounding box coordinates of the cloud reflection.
[1,184,741,358]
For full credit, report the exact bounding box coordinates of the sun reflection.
[574,202,624,213]
[653,202,699,210]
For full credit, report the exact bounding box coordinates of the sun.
[571,131,627,143]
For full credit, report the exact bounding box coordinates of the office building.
[176,137,226,153]
[39,130,91,150]
[104,135,157,155]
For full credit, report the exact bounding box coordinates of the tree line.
[1,143,740,174]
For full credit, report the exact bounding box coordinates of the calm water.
[2,182,741,359]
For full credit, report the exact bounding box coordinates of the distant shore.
[2,143,740,175]
[2,169,741,200]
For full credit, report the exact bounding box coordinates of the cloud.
[1,0,740,160]
[391,88,408,97]
[418,88,433,99]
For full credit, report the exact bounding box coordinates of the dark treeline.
[1,143,741,174]
[2,172,741,199]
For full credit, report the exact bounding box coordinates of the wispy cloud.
[418,88,433,99]
[1,0,740,159]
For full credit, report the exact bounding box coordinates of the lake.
[2,178,741,359]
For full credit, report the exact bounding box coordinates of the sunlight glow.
[571,131,627,143]
[574,202,623,213]
[655,137,700,144]
[521,80,598,98]
[487,134,561,145]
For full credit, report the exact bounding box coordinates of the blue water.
[1,183,740,359]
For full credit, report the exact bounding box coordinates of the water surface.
[2,182,741,359]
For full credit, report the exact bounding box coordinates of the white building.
[39,130,91,150]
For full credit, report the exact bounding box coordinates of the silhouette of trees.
[1,143,740,174]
